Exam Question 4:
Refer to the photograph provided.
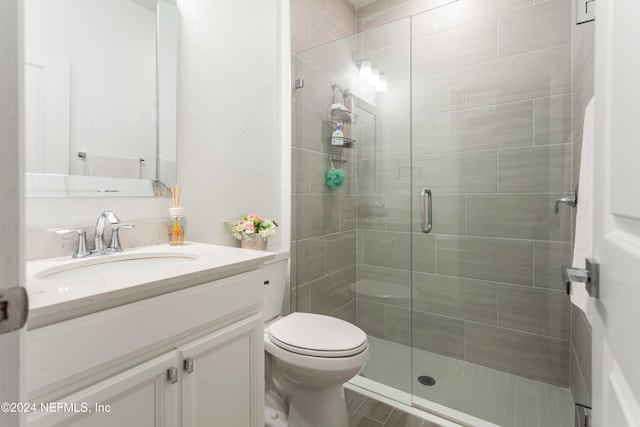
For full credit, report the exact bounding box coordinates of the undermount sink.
[35,252,199,281]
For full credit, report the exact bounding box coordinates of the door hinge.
[167,367,178,384]
[0,287,28,334]
[183,357,194,374]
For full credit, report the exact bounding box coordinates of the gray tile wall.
[292,0,579,392]
[354,0,573,388]
[291,0,359,322]
[570,8,594,408]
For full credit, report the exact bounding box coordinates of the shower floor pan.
[359,336,575,427]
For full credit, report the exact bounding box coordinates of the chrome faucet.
[93,210,121,254]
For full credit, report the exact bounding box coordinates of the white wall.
[177,0,284,250]
[25,0,287,249]
[25,0,157,179]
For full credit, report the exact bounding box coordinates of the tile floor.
[359,336,575,427]
[346,388,443,427]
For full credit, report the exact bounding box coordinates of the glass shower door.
[409,4,574,426]
[292,17,414,403]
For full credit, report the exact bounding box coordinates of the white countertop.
[26,242,278,329]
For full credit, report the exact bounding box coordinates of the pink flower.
[247,214,260,221]
[244,222,255,232]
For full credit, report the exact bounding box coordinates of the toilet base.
[287,385,349,427]
[265,405,288,427]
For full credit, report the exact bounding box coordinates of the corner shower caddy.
[327,82,357,164]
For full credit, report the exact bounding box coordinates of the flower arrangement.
[229,214,278,242]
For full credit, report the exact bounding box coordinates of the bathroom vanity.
[25,243,273,427]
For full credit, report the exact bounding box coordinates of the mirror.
[23,0,177,197]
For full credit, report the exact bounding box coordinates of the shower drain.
[418,375,436,386]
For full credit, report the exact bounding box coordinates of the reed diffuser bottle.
[168,185,186,246]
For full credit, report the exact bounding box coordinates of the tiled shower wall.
[354,0,574,388]
[570,10,594,408]
[290,0,359,321]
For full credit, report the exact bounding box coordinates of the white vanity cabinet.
[26,268,265,427]
[28,351,181,427]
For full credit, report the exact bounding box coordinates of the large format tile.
[498,0,572,58]
[363,230,412,270]
[340,195,357,231]
[413,17,497,77]
[295,195,340,239]
[358,157,412,195]
[295,236,326,284]
[357,264,411,306]
[498,285,570,339]
[437,236,533,285]
[429,0,533,32]
[332,300,357,325]
[534,241,572,290]
[466,44,572,107]
[386,305,411,346]
[466,194,572,241]
[413,272,498,325]
[431,101,534,153]
[413,311,465,359]
[413,151,497,195]
[412,69,466,115]
[357,299,386,339]
[498,144,572,193]
[293,102,326,152]
[326,231,357,274]
[309,267,355,315]
[357,195,388,230]
[416,194,466,236]
[366,41,411,83]
[465,322,570,386]
[386,195,412,232]
[360,14,411,53]
[412,233,436,273]
[571,344,592,407]
[534,95,572,146]
[571,304,592,392]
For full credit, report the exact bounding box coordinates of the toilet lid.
[268,312,368,358]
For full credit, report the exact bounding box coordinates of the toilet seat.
[268,312,368,358]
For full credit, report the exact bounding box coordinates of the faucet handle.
[108,224,135,252]
[56,229,91,258]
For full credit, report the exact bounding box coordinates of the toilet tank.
[263,258,289,322]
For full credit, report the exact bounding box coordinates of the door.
[0,1,25,427]
[24,49,70,174]
[592,0,640,425]
[180,314,264,427]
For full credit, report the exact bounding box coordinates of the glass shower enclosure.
[293,5,574,426]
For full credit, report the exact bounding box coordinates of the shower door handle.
[420,188,432,234]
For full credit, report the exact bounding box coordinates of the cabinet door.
[181,314,264,427]
[27,352,180,427]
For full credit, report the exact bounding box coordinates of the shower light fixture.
[375,73,388,93]
[369,68,380,85]
[359,60,372,81]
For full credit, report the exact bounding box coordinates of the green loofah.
[325,167,346,189]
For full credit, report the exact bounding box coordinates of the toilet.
[263,259,369,427]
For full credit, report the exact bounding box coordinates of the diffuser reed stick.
[171,185,182,208]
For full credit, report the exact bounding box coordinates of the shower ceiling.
[349,0,378,8]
